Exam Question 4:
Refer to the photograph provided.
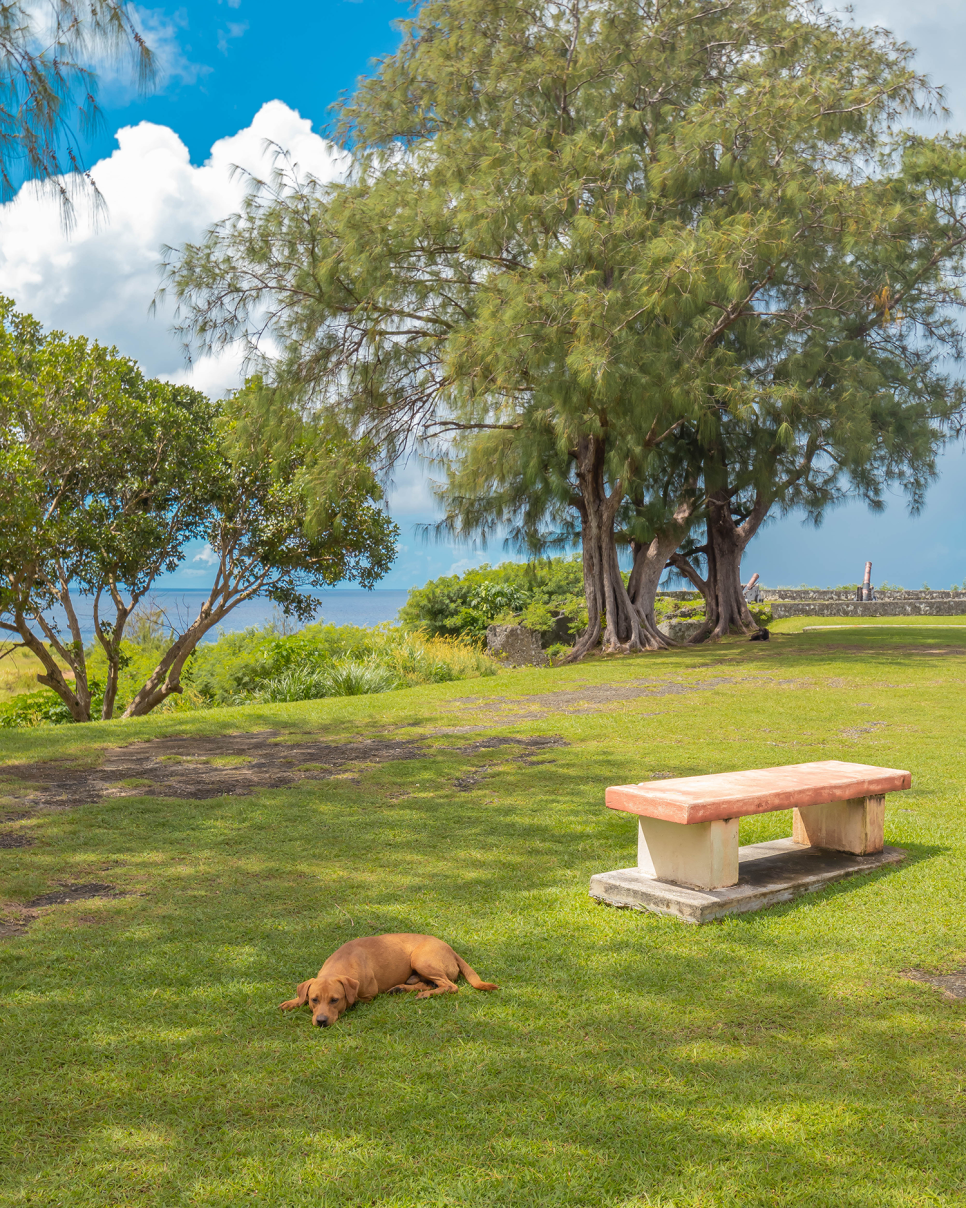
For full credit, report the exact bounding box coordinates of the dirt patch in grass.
[904,967,966,1001]
[24,882,125,908]
[451,735,568,791]
[451,677,735,719]
[1,883,126,940]
[455,735,567,754]
[0,730,428,813]
[0,731,569,817]
[0,831,35,848]
[0,917,31,938]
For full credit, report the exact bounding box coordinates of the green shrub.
[185,622,375,703]
[0,689,74,727]
[317,657,400,698]
[400,557,587,642]
[653,593,703,622]
[544,642,571,662]
[0,618,501,726]
[249,632,496,704]
[0,682,103,727]
[252,667,335,703]
[749,602,772,627]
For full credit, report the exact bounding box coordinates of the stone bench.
[602,759,911,893]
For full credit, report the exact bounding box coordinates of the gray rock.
[544,613,575,648]
[658,618,705,643]
[486,624,549,666]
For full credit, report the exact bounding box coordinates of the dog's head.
[278,975,360,1027]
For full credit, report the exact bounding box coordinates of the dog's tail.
[455,952,498,991]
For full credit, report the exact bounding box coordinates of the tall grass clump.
[255,658,400,703]
[0,617,501,724]
[371,631,497,686]
[250,633,495,704]
[195,623,498,707]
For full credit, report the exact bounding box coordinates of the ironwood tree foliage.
[164,0,966,655]
[0,302,397,722]
[0,1,153,215]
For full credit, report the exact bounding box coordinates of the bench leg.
[792,794,885,855]
[638,816,739,891]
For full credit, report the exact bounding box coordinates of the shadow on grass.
[2,668,965,1205]
[5,882,962,1207]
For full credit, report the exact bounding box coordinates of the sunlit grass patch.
[0,628,965,1204]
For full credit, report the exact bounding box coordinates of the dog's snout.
[313,1015,329,1027]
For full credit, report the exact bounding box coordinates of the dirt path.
[0,730,568,820]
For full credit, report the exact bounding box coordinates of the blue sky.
[85,1,405,165]
[2,0,966,592]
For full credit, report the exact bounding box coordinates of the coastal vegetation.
[0,619,497,726]
[0,302,396,723]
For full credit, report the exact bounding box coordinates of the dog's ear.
[279,979,313,1011]
[339,976,360,1006]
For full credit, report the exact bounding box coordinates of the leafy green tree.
[164,0,966,656]
[1,2,153,214]
[0,301,398,721]
[0,298,215,719]
[123,385,398,716]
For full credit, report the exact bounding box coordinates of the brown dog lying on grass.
[279,932,499,1027]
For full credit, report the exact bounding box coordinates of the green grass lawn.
[2,624,965,1207]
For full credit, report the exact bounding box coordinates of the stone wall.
[769,600,966,618]
[762,588,966,601]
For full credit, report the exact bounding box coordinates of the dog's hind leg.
[387,977,435,994]
[408,963,460,998]
[414,981,459,999]
[408,942,462,998]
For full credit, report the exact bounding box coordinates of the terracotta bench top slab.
[605,760,911,825]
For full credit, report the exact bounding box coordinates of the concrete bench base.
[635,792,887,892]
[590,838,907,924]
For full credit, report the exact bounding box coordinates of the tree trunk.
[122,581,265,717]
[563,435,653,661]
[626,495,698,646]
[122,612,218,717]
[94,588,135,721]
[704,492,756,636]
[13,620,90,721]
[667,550,710,606]
[707,488,773,636]
[675,489,770,641]
[2,569,92,720]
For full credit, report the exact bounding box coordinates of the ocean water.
[31,589,411,645]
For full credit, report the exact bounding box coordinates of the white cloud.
[383,455,440,515]
[217,20,249,55]
[84,6,210,105]
[192,544,219,567]
[0,101,347,397]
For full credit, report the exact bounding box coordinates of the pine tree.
[0,2,152,217]
[165,0,966,653]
